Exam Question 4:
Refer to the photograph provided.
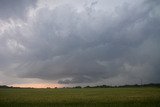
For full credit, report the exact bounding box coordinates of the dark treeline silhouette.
[64,83,160,89]
[0,85,33,89]
[83,83,160,88]
[0,85,11,88]
[1,83,160,89]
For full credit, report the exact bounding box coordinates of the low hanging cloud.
[0,0,160,86]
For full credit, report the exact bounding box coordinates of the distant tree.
[74,86,82,88]
[84,86,91,88]
[0,85,10,88]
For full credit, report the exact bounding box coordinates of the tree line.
[1,83,160,89]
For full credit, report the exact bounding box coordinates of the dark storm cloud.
[0,0,160,85]
[0,0,37,20]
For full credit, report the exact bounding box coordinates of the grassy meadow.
[0,87,160,107]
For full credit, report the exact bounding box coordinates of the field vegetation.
[0,87,160,107]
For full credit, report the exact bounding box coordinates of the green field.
[0,88,160,107]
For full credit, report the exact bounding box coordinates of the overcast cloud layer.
[0,0,160,86]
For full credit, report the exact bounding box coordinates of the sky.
[0,0,160,88]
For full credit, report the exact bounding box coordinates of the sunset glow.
[11,83,63,88]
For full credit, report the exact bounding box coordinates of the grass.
[0,87,160,107]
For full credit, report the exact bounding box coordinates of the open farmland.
[0,87,160,107]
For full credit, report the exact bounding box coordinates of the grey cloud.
[0,0,37,20]
[0,0,160,85]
